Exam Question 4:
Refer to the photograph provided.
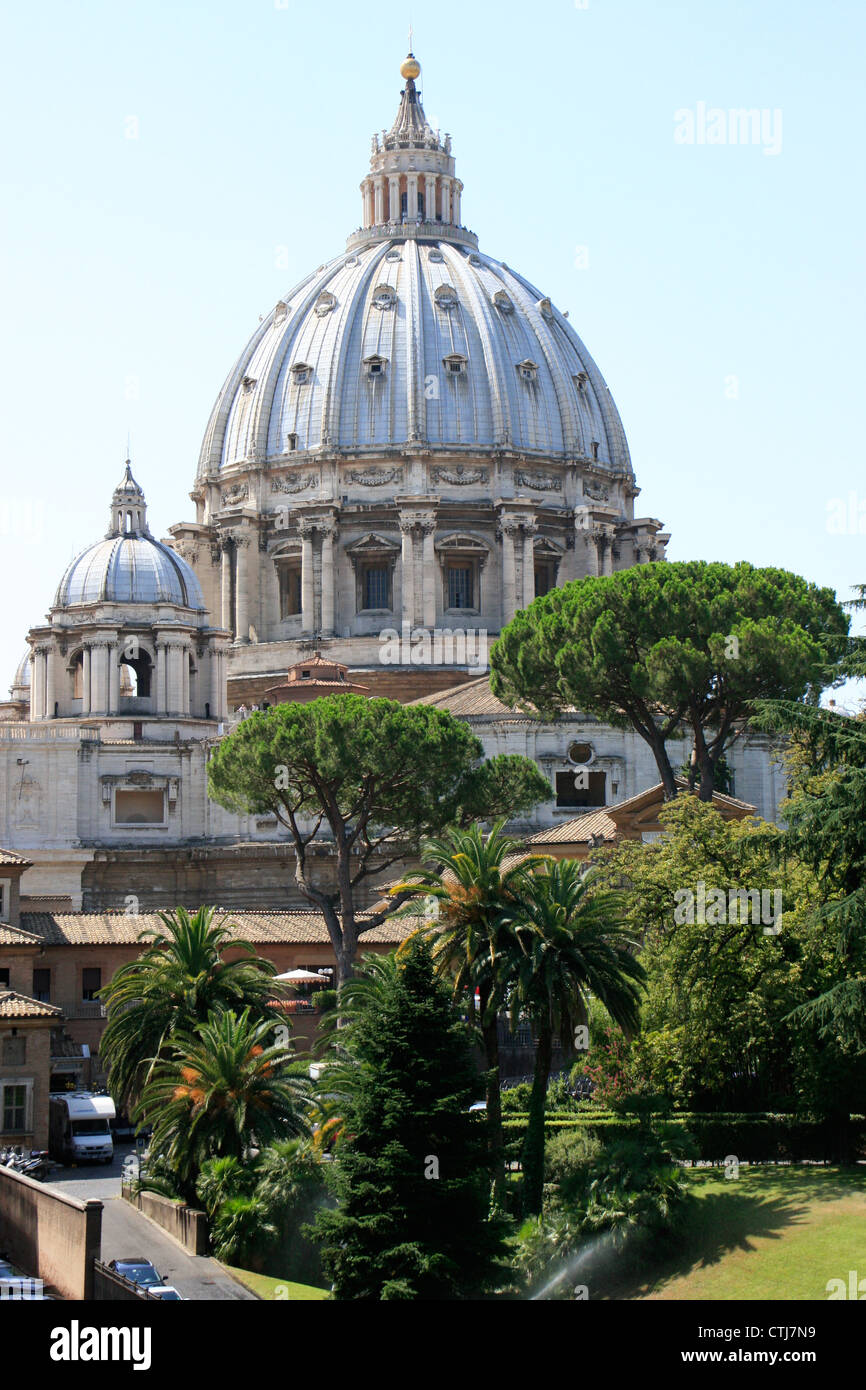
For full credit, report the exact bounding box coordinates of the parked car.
[468,1101,487,1113]
[107,1257,181,1298]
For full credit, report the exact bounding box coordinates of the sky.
[1,0,864,697]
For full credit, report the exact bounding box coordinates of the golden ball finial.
[401,53,421,81]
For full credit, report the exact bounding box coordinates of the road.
[51,1146,257,1301]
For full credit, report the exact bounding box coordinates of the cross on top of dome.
[108,460,150,538]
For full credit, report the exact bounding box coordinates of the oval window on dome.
[435,285,458,311]
[494,290,514,314]
[428,249,444,263]
[372,285,397,311]
[314,291,336,317]
[385,249,402,262]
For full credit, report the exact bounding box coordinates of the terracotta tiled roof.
[0,990,62,1019]
[0,848,32,867]
[0,923,45,947]
[19,911,414,948]
[525,811,617,845]
[409,678,518,717]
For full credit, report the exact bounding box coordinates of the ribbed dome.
[55,536,205,610]
[197,240,632,478]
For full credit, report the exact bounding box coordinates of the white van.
[49,1092,116,1164]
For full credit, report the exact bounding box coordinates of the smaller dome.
[10,652,30,696]
[54,463,205,611]
[55,536,205,610]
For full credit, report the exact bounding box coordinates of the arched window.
[71,652,84,700]
[120,648,152,698]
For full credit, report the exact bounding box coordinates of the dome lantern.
[109,460,150,538]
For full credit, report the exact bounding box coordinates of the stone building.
[0,51,784,947]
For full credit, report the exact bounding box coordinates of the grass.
[609,1166,866,1300]
[221,1265,329,1301]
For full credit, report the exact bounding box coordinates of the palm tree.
[391,820,542,1200]
[99,905,283,1109]
[507,860,646,1216]
[133,1008,311,1202]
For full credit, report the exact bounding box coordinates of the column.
[300,521,315,634]
[108,644,120,714]
[407,173,418,221]
[221,542,233,633]
[167,643,183,714]
[45,647,58,719]
[421,522,437,629]
[321,525,337,636]
[400,519,416,629]
[81,647,92,715]
[362,180,372,227]
[500,519,518,626]
[154,643,166,714]
[32,648,47,720]
[388,176,400,224]
[182,646,191,714]
[441,177,452,223]
[374,177,385,224]
[234,535,250,644]
[425,175,437,223]
[453,183,462,224]
[522,524,537,609]
[89,643,106,715]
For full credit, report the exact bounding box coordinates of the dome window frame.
[517,359,540,384]
[314,291,337,318]
[434,284,459,312]
[291,362,314,386]
[363,354,389,380]
[371,284,397,312]
[442,352,468,378]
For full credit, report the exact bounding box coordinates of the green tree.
[592,795,809,1108]
[99,905,282,1110]
[311,939,509,1300]
[507,861,645,1215]
[391,821,541,1201]
[133,1008,311,1202]
[207,694,548,984]
[490,561,848,800]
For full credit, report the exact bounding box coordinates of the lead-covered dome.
[197,55,631,482]
[198,242,631,477]
[55,464,205,611]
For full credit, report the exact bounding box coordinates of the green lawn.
[615,1167,866,1301]
[221,1265,329,1301]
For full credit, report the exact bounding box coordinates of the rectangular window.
[2,1036,25,1066]
[2,1084,28,1132]
[447,565,473,610]
[363,566,390,610]
[114,789,165,824]
[535,563,556,598]
[82,968,102,1002]
[0,968,10,988]
[555,770,607,809]
[279,565,302,619]
[32,969,50,1004]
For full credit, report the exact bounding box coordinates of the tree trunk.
[479,986,505,1205]
[521,1017,552,1217]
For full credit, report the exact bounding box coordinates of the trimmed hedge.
[501,1115,866,1164]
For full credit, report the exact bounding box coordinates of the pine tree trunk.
[521,1018,552,1217]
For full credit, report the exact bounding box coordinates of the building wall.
[0,1019,53,1150]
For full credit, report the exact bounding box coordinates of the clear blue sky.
[1,0,864,695]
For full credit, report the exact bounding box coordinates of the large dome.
[198,241,632,477]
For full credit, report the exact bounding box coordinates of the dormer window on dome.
[291,363,313,385]
[517,359,539,383]
[314,291,336,317]
[494,291,514,314]
[372,285,397,311]
[443,352,467,377]
[434,285,458,311]
[364,354,388,378]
